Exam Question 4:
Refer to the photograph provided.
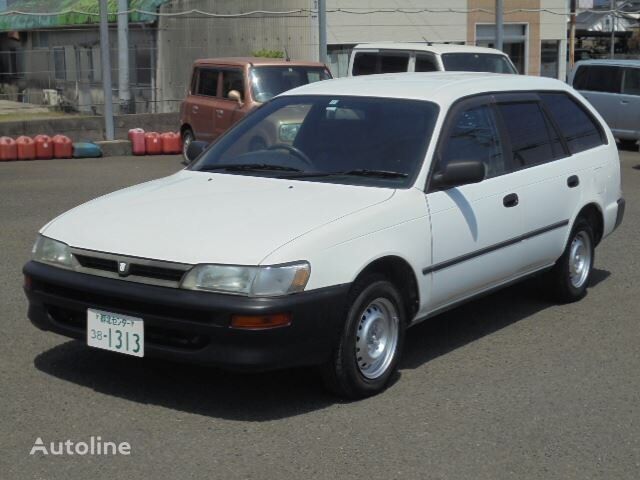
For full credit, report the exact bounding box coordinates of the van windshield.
[250,66,332,102]
[190,95,439,188]
[441,53,517,74]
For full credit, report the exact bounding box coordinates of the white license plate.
[87,308,144,357]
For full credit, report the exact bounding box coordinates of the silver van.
[570,59,640,148]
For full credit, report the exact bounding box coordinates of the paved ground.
[1,153,639,479]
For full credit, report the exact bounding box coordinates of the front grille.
[69,248,192,288]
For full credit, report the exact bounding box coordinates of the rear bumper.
[23,261,350,371]
[615,198,625,231]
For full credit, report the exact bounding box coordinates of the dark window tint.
[352,52,377,76]
[250,66,331,102]
[498,102,558,167]
[415,53,439,72]
[540,93,604,153]
[574,65,622,93]
[379,52,410,73]
[622,67,640,95]
[441,53,517,73]
[222,69,245,100]
[439,104,507,178]
[197,69,218,96]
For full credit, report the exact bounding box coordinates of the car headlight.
[278,123,301,142]
[32,235,73,269]
[180,262,310,297]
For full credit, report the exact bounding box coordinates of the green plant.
[251,49,284,59]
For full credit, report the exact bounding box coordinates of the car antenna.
[284,47,290,62]
[422,36,432,46]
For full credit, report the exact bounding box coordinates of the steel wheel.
[182,130,194,162]
[569,231,592,289]
[355,297,400,380]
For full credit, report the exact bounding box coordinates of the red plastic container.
[160,132,182,154]
[52,135,73,159]
[144,132,162,155]
[128,128,146,156]
[34,134,53,160]
[16,136,36,160]
[0,136,17,161]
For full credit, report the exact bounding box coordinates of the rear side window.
[573,65,622,93]
[622,67,640,95]
[539,93,605,154]
[497,102,561,168]
[222,69,245,100]
[197,68,219,97]
[415,53,439,72]
[352,51,410,75]
[438,104,507,178]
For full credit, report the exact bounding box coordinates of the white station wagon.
[24,73,624,398]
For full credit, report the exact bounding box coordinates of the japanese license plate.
[87,308,144,357]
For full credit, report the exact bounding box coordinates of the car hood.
[42,170,395,265]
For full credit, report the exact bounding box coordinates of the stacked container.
[34,135,53,160]
[144,132,162,155]
[0,137,17,161]
[16,136,36,160]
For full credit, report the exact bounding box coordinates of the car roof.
[351,43,508,56]
[193,57,327,68]
[279,72,572,107]
[574,59,640,67]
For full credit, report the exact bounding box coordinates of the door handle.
[192,105,199,113]
[621,100,630,105]
[216,109,224,117]
[503,193,519,208]
[567,175,580,188]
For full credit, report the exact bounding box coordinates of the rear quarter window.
[539,92,605,154]
[573,65,622,93]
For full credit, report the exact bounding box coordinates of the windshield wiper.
[198,163,302,173]
[285,169,408,179]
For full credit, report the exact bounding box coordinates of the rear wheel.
[548,218,594,303]
[322,275,406,399]
[181,128,194,163]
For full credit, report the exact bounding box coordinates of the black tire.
[321,274,406,399]
[181,128,194,164]
[548,217,595,303]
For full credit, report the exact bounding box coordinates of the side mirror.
[228,89,243,106]
[186,140,208,163]
[430,159,486,190]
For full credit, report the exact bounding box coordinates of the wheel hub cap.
[355,298,399,379]
[569,231,592,289]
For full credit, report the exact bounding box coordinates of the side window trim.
[425,94,510,193]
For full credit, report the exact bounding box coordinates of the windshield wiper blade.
[198,163,302,172]
[286,169,408,179]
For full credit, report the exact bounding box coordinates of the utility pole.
[569,0,577,69]
[495,0,504,51]
[318,0,327,65]
[99,0,114,140]
[117,0,131,114]
[610,0,615,58]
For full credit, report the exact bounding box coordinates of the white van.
[25,73,623,399]
[348,43,518,76]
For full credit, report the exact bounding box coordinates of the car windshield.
[250,66,332,102]
[190,95,439,188]
[441,53,517,74]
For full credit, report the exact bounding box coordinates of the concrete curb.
[95,140,132,157]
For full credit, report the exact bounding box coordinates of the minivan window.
[539,93,605,154]
[497,102,560,167]
[191,95,439,188]
[222,69,245,100]
[622,67,640,95]
[415,53,439,72]
[573,65,622,93]
[441,53,517,74]
[197,69,219,97]
[438,104,507,178]
[250,66,331,102]
[352,51,410,75]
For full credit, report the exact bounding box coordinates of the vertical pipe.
[117,0,131,113]
[99,0,115,140]
[569,0,576,69]
[318,0,327,64]
[495,0,504,51]
[610,0,615,58]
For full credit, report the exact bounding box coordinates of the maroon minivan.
[180,57,332,160]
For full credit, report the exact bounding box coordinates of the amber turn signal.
[230,313,292,330]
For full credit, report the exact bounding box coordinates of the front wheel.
[322,275,406,399]
[548,218,594,303]
[181,128,194,164]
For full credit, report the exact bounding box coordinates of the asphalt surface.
[1,153,639,479]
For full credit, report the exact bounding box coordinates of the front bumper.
[23,261,350,371]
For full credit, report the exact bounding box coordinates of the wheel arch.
[574,202,604,246]
[352,255,420,323]
[180,124,193,136]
